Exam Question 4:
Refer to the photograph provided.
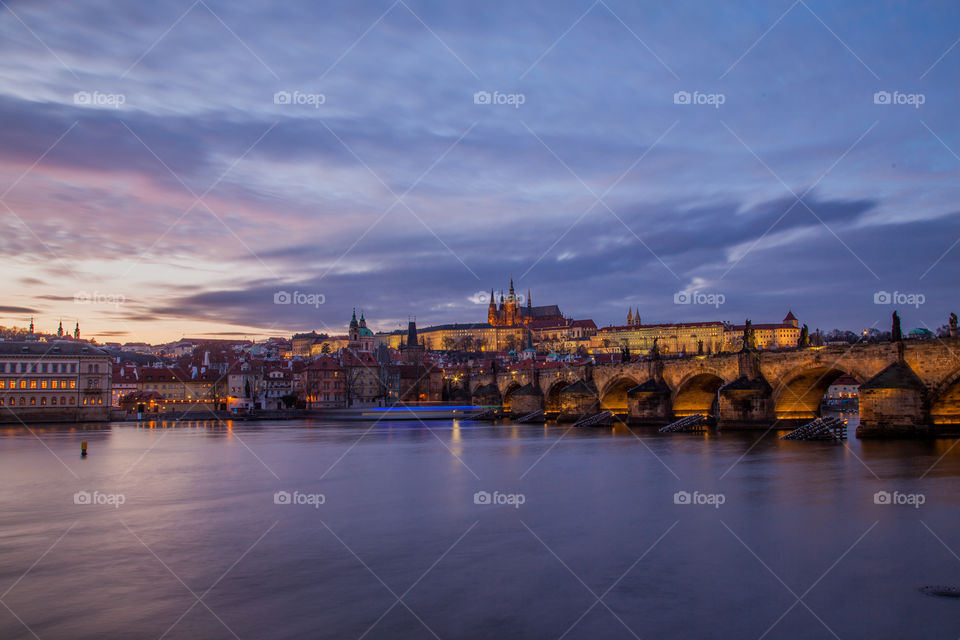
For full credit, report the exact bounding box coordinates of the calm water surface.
[1,418,959,639]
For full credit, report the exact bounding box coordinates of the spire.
[527,289,531,309]
[74,322,79,340]
[359,311,366,328]
[349,308,358,329]
[29,317,34,333]
[635,308,641,326]
[509,277,515,300]
[57,319,63,337]
[627,309,634,326]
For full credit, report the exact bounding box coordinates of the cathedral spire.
[57,319,63,337]
[527,289,531,308]
[74,322,79,340]
[627,309,634,326]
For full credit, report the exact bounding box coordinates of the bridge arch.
[600,376,640,413]
[930,367,960,424]
[545,380,570,413]
[501,382,523,413]
[672,373,725,417]
[773,366,860,420]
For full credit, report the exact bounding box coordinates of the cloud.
[0,1,958,340]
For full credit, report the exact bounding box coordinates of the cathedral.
[487,279,564,327]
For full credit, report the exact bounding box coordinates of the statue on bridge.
[743,319,757,350]
[950,313,958,337]
[798,324,809,348]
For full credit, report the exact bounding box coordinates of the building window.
[40,397,46,406]
[51,397,57,405]
[69,397,74,405]
[29,397,36,406]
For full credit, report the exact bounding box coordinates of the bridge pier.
[716,349,775,429]
[557,380,599,422]
[716,380,775,429]
[509,384,544,418]
[856,360,930,438]
[627,379,672,425]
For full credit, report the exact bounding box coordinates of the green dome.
[358,327,374,336]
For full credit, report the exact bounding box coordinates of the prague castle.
[487,278,564,327]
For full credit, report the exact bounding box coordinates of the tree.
[798,324,809,347]
[340,366,363,407]
[892,311,902,342]
[442,336,456,351]
[321,343,330,354]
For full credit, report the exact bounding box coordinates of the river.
[1,418,958,639]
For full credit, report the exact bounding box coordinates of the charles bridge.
[463,339,960,437]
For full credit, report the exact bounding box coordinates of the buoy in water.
[81,441,87,457]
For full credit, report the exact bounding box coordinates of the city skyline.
[1,1,958,342]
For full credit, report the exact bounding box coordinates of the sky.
[0,0,958,343]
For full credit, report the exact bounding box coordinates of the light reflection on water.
[1,418,959,640]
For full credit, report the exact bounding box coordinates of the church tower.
[487,289,497,325]
[74,322,79,340]
[627,309,634,326]
[57,319,63,338]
